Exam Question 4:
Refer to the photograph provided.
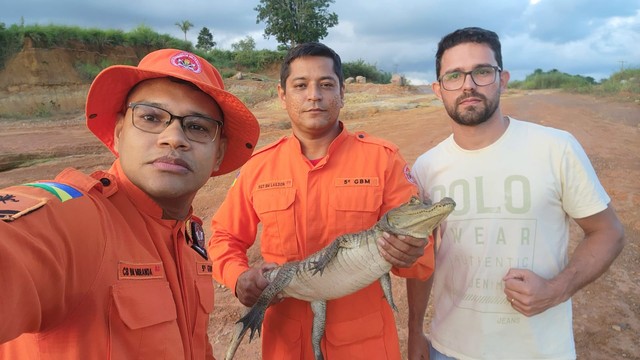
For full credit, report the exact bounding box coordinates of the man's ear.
[113,113,125,154]
[499,70,511,92]
[432,81,443,100]
[212,137,228,172]
[277,83,287,109]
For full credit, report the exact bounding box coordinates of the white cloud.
[1,0,638,82]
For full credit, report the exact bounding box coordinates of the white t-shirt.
[411,118,609,360]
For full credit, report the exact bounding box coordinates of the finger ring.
[510,298,515,303]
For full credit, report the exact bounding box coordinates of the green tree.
[255,0,338,49]
[175,20,194,41]
[231,36,257,69]
[231,36,256,52]
[196,27,216,51]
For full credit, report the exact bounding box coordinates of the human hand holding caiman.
[225,196,456,360]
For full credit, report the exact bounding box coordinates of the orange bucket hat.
[85,49,259,176]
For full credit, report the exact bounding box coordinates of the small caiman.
[225,196,456,360]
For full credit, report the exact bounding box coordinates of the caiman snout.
[382,196,456,238]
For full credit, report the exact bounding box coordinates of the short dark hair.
[279,42,344,92]
[435,27,503,79]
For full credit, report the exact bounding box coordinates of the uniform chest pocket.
[253,188,299,258]
[329,188,383,236]
[109,281,182,359]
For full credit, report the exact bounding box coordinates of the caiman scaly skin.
[225,196,456,360]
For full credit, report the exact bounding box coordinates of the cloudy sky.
[2,0,639,84]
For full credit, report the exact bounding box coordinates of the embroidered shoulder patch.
[0,192,47,222]
[403,164,417,185]
[24,181,83,202]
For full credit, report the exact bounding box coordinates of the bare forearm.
[407,277,433,330]
[555,230,624,301]
[554,206,625,301]
[503,206,625,317]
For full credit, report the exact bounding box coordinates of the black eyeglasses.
[128,102,223,143]
[438,65,501,91]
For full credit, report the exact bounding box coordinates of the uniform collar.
[326,121,349,155]
[288,121,349,161]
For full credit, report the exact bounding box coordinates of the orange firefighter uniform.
[209,123,434,360]
[0,160,215,359]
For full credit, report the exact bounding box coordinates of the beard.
[445,91,500,126]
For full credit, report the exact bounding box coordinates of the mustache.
[456,92,486,104]
[153,154,192,171]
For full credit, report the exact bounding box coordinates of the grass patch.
[226,82,279,107]
[509,67,639,96]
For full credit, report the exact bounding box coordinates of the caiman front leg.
[309,233,362,275]
[308,239,340,276]
[310,300,327,360]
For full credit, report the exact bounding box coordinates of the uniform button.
[100,178,111,186]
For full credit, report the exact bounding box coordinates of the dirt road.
[1,86,638,359]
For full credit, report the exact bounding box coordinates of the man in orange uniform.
[209,42,434,359]
[0,49,259,359]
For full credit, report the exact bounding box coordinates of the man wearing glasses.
[406,27,624,359]
[0,49,259,359]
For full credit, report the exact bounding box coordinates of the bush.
[125,24,192,51]
[343,59,391,84]
[599,68,640,94]
[510,67,639,98]
[197,48,235,70]
[509,68,595,90]
[81,29,126,49]
[0,23,25,69]
[237,49,285,72]
[0,23,320,79]
[75,58,130,81]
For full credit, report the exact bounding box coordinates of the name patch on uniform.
[118,262,164,280]
[256,179,293,190]
[197,262,213,276]
[335,177,380,186]
[0,192,47,222]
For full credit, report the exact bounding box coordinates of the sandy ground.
[1,85,638,359]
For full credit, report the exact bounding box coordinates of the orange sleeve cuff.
[223,263,249,296]
[391,235,435,280]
